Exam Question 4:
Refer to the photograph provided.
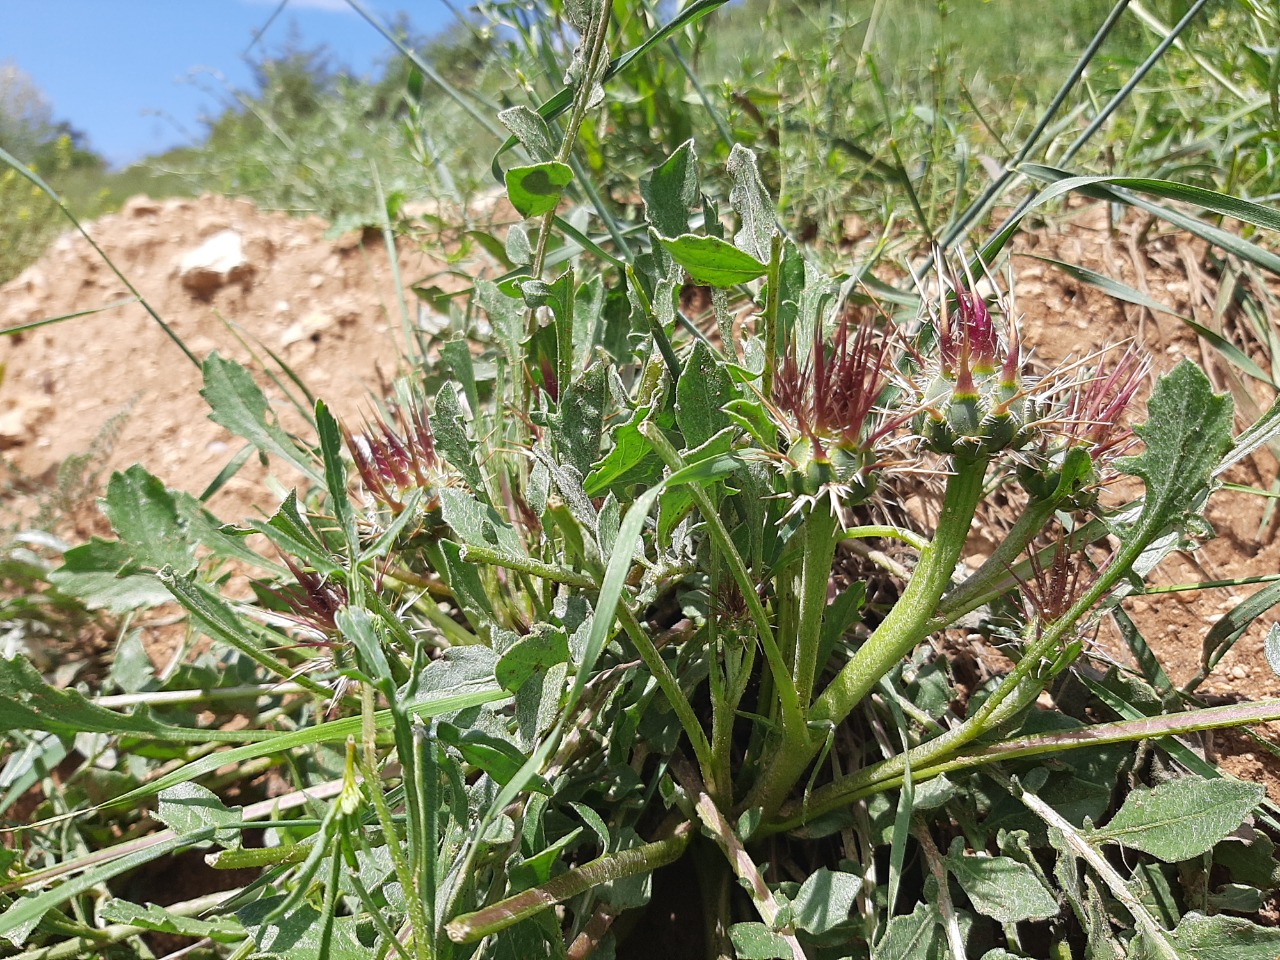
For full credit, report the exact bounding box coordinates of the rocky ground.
[1,193,1277,794]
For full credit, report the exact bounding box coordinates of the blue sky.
[1,0,452,167]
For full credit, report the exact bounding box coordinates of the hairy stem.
[743,456,989,818]
[445,821,691,943]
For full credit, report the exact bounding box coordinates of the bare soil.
[1,193,1277,795]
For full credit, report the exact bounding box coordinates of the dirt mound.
[0,194,459,520]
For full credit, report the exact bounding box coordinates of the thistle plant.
[6,3,1280,959]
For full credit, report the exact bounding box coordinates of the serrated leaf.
[101,465,197,574]
[248,493,339,575]
[1115,361,1233,551]
[792,867,862,934]
[729,922,794,959]
[0,655,205,741]
[200,353,321,485]
[1087,777,1264,862]
[659,234,768,287]
[676,341,740,448]
[642,139,699,238]
[505,161,573,218]
[944,838,1058,923]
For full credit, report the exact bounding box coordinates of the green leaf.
[723,396,779,451]
[522,269,577,393]
[726,143,775,263]
[438,486,526,557]
[497,105,557,163]
[549,363,608,477]
[488,0,731,179]
[1116,361,1233,548]
[984,167,1280,278]
[1215,829,1280,889]
[497,629,571,692]
[1218,393,1280,476]
[944,838,1058,923]
[0,824,224,946]
[642,139,699,238]
[792,867,862,935]
[676,341,740,448]
[48,538,170,612]
[1087,777,1264,862]
[337,606,391,681]
[99,680,507,813]
[430,382,484,493]
[0,654,262,743]
[101,465,197,574]
[155,782,240,849]
[659,234,768,287]
[160,570,327,694]
[505,161,574,218]
[436,722,550,793]
[1026,254,1274,384]
[729,922,794,960]
[237,896,368,960]
[247,494,339,576]
[438,540,495,637]
[200,353,322,485]
[872,902,947,960]
[315,399,355,547]
[99,899,242,942]
[1161,912,1280,960]
[585,404,669,496]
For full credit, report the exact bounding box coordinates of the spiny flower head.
[1017,345,1150,507]
[274,553,347,641]
[1059,345,1149,457]
[772,312,900,504]
[912,264,1032,458]
[343,397,443,514]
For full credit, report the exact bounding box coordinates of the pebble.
[1230,665,1248,680]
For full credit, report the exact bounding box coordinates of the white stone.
[177,229,252,296]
